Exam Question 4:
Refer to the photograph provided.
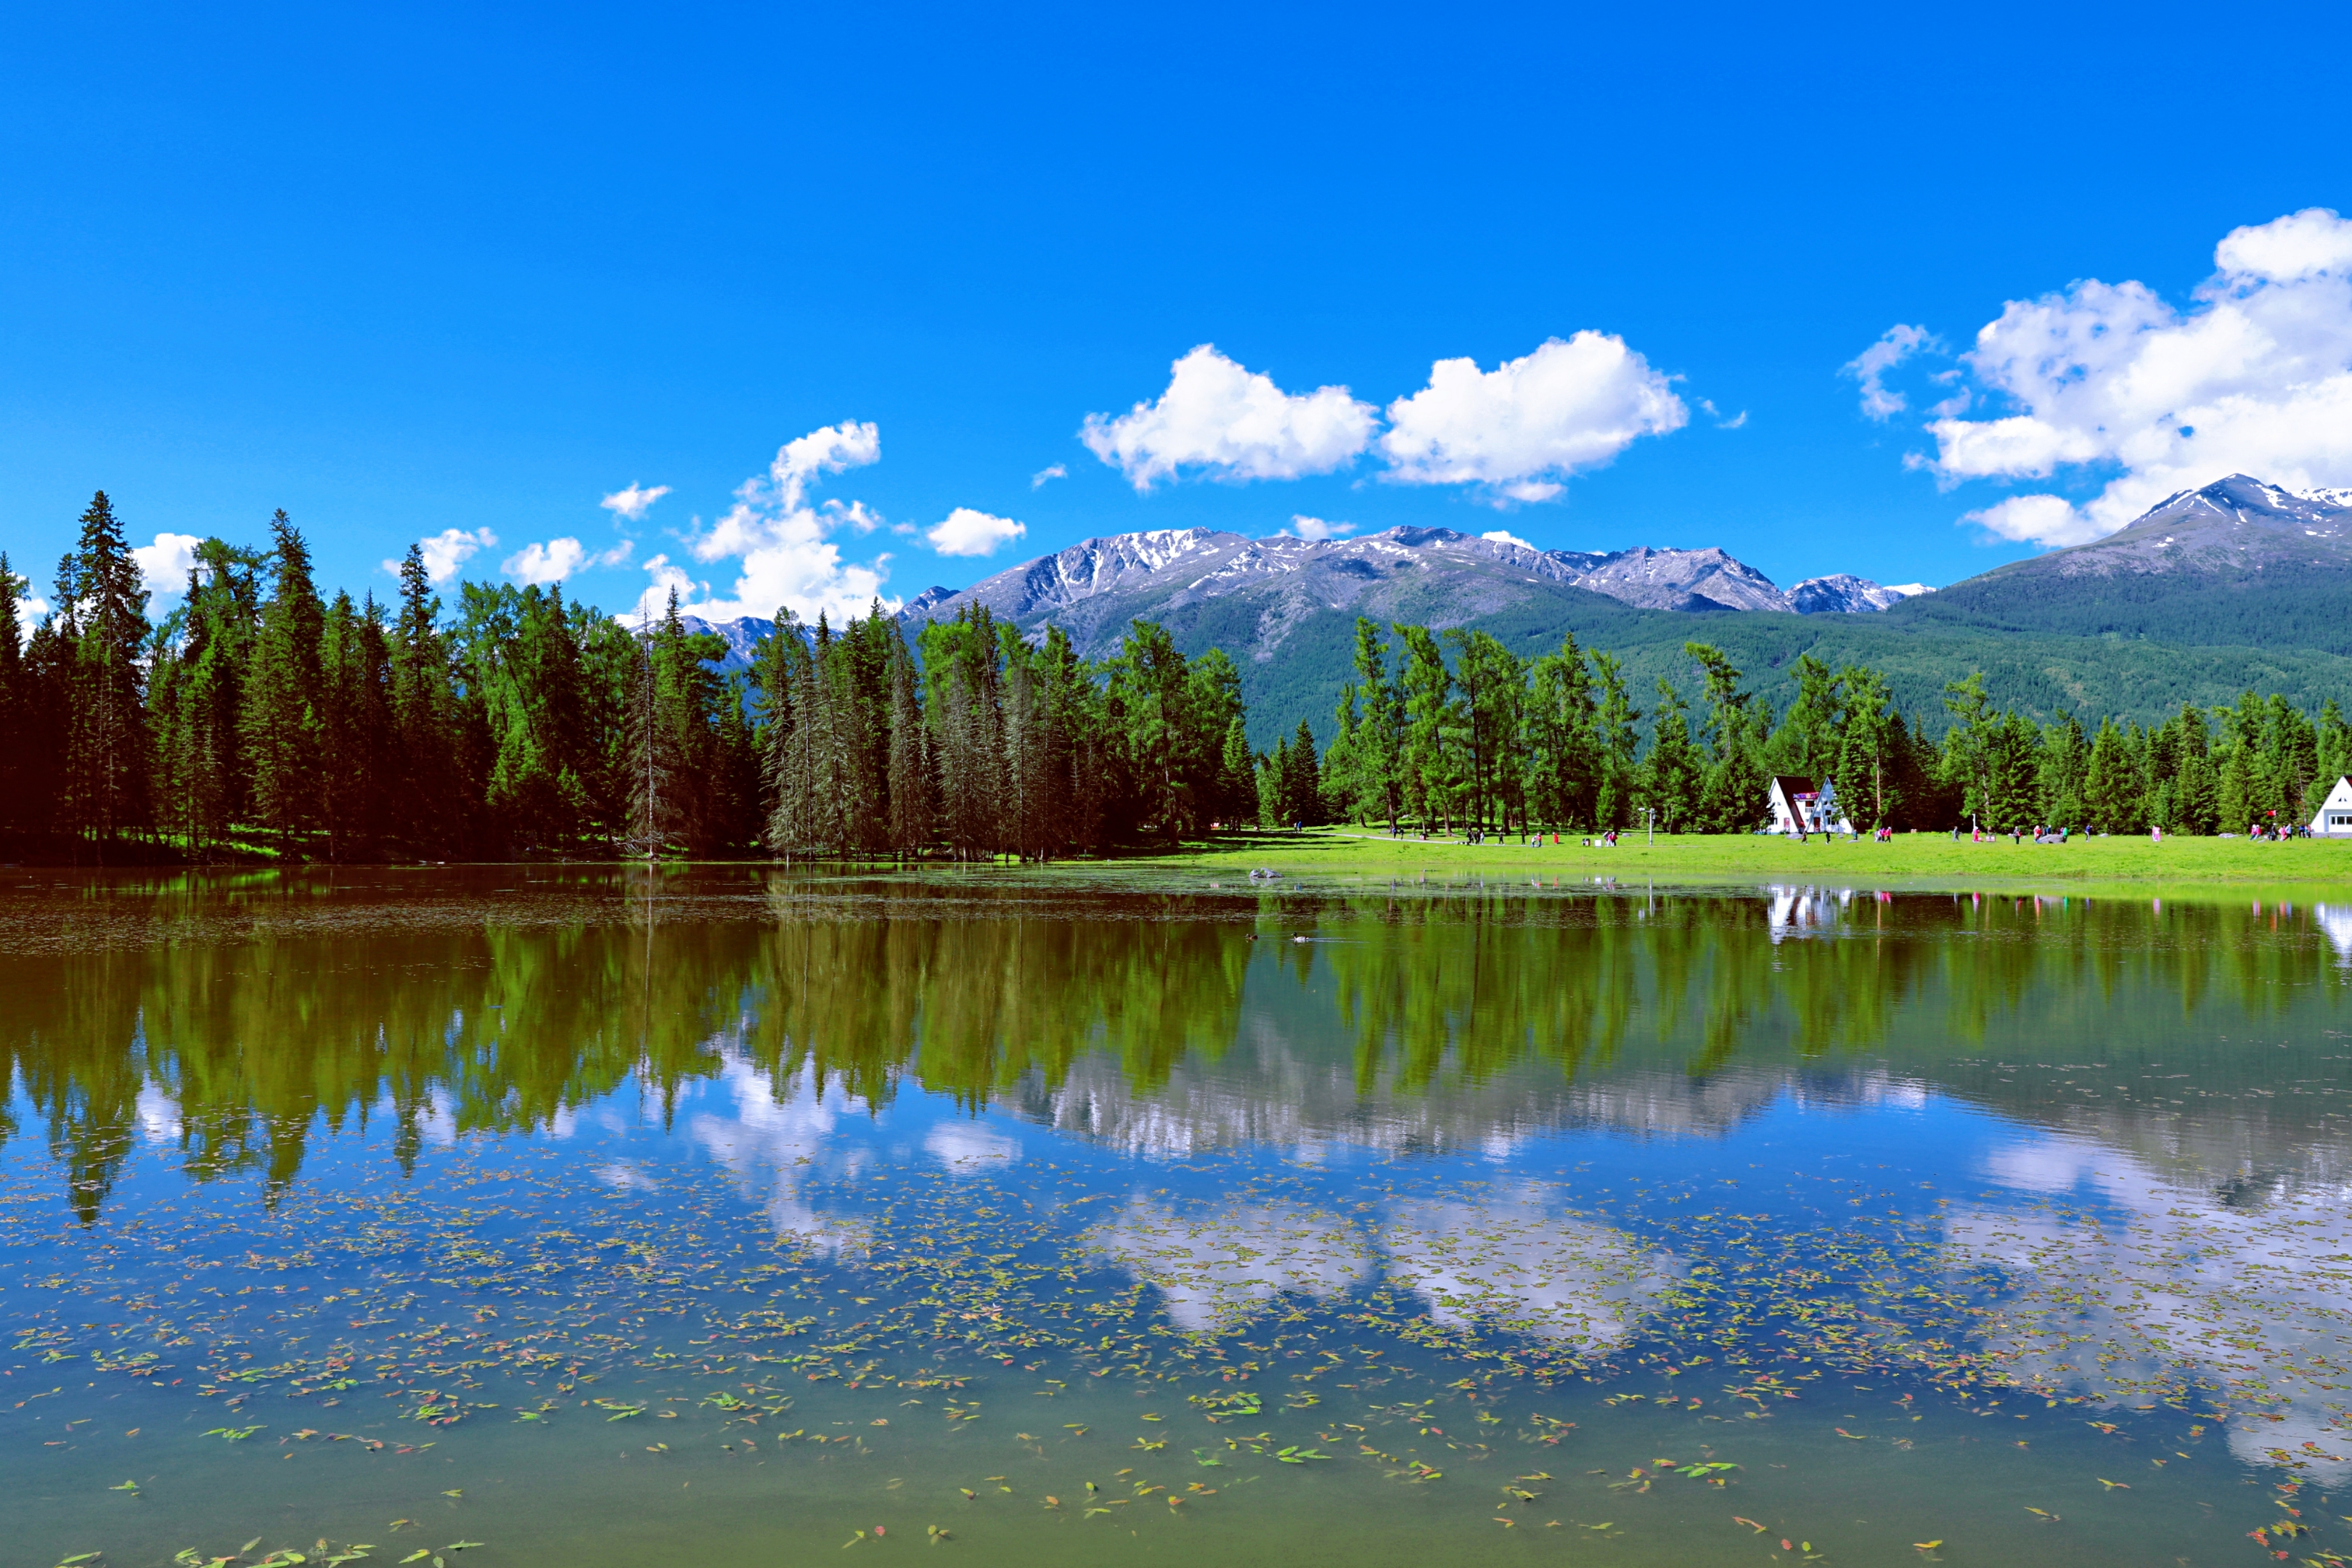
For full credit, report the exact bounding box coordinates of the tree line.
[0,495,1254,862]
[1311,617,2352,836]
[5,494,2351,861]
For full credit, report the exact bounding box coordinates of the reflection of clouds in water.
[687,1060,869,1258]
[1383,1194,1680,1345]
[136,1085,182,1145]
[1951,1133,2352,1470]
[1087,1190,1673,1346]
[924,1120,1021,1172]
[1086,1201,1374,1331]
[592,1161,657,1191]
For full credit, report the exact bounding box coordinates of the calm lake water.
[7,868,2352,1568]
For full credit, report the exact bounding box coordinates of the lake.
[5,867,2351,1567]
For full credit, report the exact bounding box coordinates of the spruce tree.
[389,544,457,857]
[1591,650,1641,829]
[60,492,153,846]
[0,552,24,839]
[885,627,931,857]
[1641,677,1702,833]
[242,510,325,852]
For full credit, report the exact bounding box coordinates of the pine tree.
[1527,631,1598,833]
[60,492,153,847]
[885,626,931,857]
[0,552,26,840]
[319,590,395,859]
[2083,718,2139,833]
[1686,642,1766,832]
[1279,719,1321,827]
[1395,624,1453,832]
[1349,618,1402,830]
[388,544,459,858]
[242,510,325,852]
[1591,651,1641,829]
[1641,677,1702,832]
[1832,664,1901,829]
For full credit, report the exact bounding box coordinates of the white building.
[1766,775,1854,836]
[2308,777,2352,836]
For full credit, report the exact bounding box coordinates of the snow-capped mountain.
[677,613,775,674]
[890,526,1918,661]
[1887,473,2352,655]
[1789,574,1933,614]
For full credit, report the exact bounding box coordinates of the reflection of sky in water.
[1950,1132,2352,1469]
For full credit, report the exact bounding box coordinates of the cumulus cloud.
[1842,323,1937,420]
[926,507,1026,558]
[1031,463,1066,489]
[8,580,45,645]
[1082,345,1378,490]
[1481,528,1535,550]
[131,532,205,598]
[626,553,705,624]
[599,482,670,521]
[1921,208,2352,547]
[653,422,893,624]
[1284,515,1355,541]
[384,527,498,586]
[502,536,633,587]
[1379,332,1688,502]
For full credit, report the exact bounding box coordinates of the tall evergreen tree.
[242,510,325,851]
[1591,650,1641,829]
[1395,624,1453,832]
[60,492,153,846]
[885,626,931,856]
[1349,618,1402,830]
[1640,677,1702,832]
[388,544,460,858]
[0,553,27,839]
[1527,631,1598,833]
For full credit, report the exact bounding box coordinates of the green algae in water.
[4,868,2352,1565]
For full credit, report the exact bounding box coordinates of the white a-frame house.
[1766,776,1854,836]
[2309,777,2352,837]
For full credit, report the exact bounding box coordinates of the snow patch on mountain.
[1789,575,1933,614]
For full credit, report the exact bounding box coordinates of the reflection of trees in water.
[4,870,2350,1218]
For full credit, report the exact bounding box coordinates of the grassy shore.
[1118,825,2352,896]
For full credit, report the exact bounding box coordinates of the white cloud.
[1285,515,1355,541]
[1379,332,1688,502]
[1031,463,1067,489]
[1842,323,1937,420]
[1961,494,2105,547]
[626,553,705,624]
[1922,208,2352,547]
[502,536,632,586]
[925,507,1026,558]
[386,527,498,586]
[1081,344,1378,490]
[654,422,894,623]
[599,482,671,521]
[131,532,205,598]
[1481,528,1535,550]
[9,582,45,645]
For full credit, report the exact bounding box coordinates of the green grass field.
[1106,825,2352,898]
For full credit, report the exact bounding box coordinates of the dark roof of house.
[1768,776,1816,799]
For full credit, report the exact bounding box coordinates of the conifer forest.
[4,494,2351,862]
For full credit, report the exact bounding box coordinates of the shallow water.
[7,867,2352,1567]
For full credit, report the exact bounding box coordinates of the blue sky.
[4,1,2349,626]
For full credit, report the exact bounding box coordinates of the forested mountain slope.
[1885,475,2352,653]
